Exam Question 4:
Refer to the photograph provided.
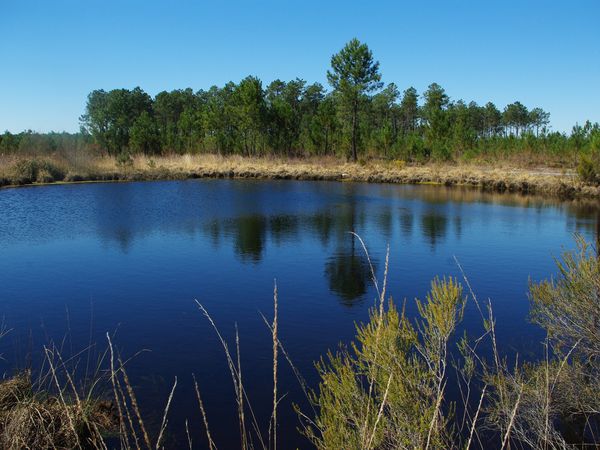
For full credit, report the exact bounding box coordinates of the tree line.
[2,39,599,163]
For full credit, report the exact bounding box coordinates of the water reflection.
[325,234,373,306]
[399,209,413,237]
[3,180,600,307]
[94,183,137,252]
[229,216,267,263]
[421,212,448,249]
[269,215,299,245]
[306,212,334,245]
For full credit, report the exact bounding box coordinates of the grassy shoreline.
[1,154,598,200]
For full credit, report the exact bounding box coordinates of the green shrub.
[486,236,600,448]
[303,277,465,449]
[302,237,600,449]
[430,143,452,162]
[577,153,599,184]
[116,151,133,167]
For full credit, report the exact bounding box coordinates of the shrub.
[302,277,465,449]
[303,237,600,449]
[12,159,39,183]
[486,236,600,448]
[10,159,66,184]
[529,235,600,362]
[577,153,599,184]
[116,151,133,167]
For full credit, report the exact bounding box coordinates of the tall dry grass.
[0,344,116,449]
[2,151,595,200]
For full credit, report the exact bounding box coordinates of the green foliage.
[0,131,89,158]
[0,131,20,153]
[529,235,600,361]
[304,278,465,449]
[80,87,153,155]
[503,101,529,136]
[153,88,202,153]
[303,238,600,449]
[129,111,160,155]
[233,76,267,156]
[327,38,383,161]
[485,237,600,448]
[115,151,133,167]
[576,124,600,183]
[422,83,450,153]
[577,153,599,184]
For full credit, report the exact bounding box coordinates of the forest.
[1,39,599,166]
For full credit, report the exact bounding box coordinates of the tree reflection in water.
[230,215,267,263]
[325,247,371,306]
[421,212,448,249]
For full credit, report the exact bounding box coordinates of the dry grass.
[1,152,597,199]
[0,370,116,450]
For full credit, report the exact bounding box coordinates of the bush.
[302,278,465,449]
[486,236,600,448]
[116,151,133,167]
[395,133,428,163]
[10,159,66,184]
[577,153,600,184]
[529,235,600,362]
[303,237,600,449]
[430,143,452,162]
[12,159,39,182]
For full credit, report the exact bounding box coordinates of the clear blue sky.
[1,0,598,133]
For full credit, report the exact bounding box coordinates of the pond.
[0,179,598,448]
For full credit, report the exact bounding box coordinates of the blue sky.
[1,0,598,133]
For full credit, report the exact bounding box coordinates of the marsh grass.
[1,152,594,199]
[0,346,117,450]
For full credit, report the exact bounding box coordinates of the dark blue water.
[0,179,598,448]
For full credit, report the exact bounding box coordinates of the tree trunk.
[351,99,358,162]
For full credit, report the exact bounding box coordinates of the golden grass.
[0,152,596,199]
[0,370,116,450]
